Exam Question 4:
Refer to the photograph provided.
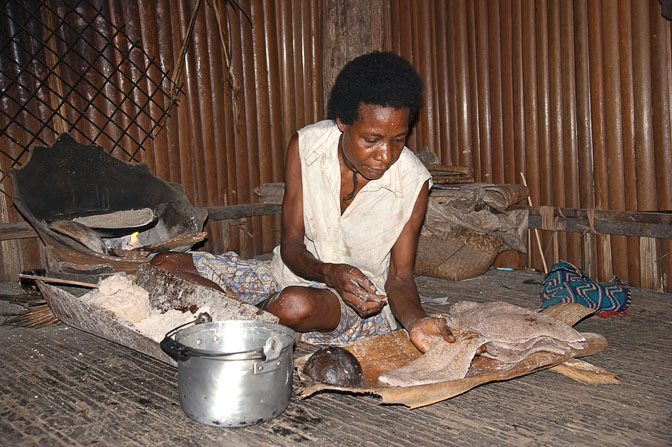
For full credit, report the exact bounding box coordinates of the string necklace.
[339,136,358,201]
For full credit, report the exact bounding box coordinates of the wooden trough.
[36,263,278,367]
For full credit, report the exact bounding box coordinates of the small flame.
[129,231,140,247]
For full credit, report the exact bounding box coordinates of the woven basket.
[414,229,502,281]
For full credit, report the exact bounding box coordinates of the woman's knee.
[268,287,314,325]
[268,287,339,330]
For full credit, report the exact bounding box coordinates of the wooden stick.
[520,173,549,273]
[19,274,99,289]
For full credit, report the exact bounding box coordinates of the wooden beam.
[523,206,672,239]
[7,203,668,242]
[0,222,37,241]
[204,203,281,220]
[0,204,282,242]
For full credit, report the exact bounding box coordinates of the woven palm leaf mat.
[295,303,616,408]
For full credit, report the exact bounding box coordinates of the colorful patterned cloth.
[540,261,631,316]
[191,251,394,344]
[192,251,276,306]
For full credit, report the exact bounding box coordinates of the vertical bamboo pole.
[616,0,641,287]
[121,1,154,168]
[631,0,657,289]
[587,0,613,282]
[156,0,182,183]
[548,0,565,265]
[435,0,452,164]
[475,0,492,183]
[573,0,597,278]
[602,0,629,282]
[292,1,306,130]
[522,0,541,270]
[650,1,672,292]
[171,0,197,202]
[454,0,472,170]
[560,0,581,269]
[500,0,516,185]
[487,0,505,185]
[40,4,68,136]
[418,0,435,153]
[279,0,297,144]
[229,0,253,256]
[136,0,170,181]
[408,0,421,150]
[192,0,216,232]
[511,0,525,187]
[466,1,480,179]
[249,0,273,253]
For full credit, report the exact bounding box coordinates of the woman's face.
[337,104,410,181]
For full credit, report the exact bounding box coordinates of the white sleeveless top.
[270,120,431,327]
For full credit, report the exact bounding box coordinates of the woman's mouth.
[365,166,386,178]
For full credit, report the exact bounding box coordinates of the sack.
[414,229,502,281]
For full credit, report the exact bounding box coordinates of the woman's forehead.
[353,104,409,132]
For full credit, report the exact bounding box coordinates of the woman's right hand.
[325,263,387,317]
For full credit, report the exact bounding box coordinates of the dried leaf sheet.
[378,329,487,386]
[550,358,620,384]
[295,303,611,408]
[446,301,585,343]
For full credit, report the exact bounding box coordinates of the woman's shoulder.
[298,119,339,136]
[397,147,431,180]
[297,120,340,161]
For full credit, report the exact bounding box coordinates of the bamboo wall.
[384,0,672,291]
[1,0,671,291]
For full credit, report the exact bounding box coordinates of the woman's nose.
[375,143,392,163]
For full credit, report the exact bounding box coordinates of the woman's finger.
[346,282,384,303]
[356,303,385,317]
[347,266,377,293]
[343,293,385,316]
[435,319,456,342]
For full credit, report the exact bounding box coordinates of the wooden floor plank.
[1,268,671,446]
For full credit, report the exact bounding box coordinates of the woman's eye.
[365,138,377,144]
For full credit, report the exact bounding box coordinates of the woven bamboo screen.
[384,0,672,291]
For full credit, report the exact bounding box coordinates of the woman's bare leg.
[267,286,341,332]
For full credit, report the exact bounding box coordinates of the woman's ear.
[336,118,345,132]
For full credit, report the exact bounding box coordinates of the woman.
[153,51,453,352]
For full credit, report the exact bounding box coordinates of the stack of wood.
[424,165,473,185]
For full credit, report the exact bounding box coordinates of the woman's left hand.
[407,316,455,353]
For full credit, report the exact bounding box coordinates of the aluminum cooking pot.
[161,316,295,427]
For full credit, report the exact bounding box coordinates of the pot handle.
[262,334,283,361]
[253,334,285,375]
[160,336,191,361]
[160,312,212,362]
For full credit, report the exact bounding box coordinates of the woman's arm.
[385,180,454,352]
[279,133,385,316]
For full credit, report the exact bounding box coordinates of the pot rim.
[161,319,295,362]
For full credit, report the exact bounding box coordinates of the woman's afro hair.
[327,51,423,125]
